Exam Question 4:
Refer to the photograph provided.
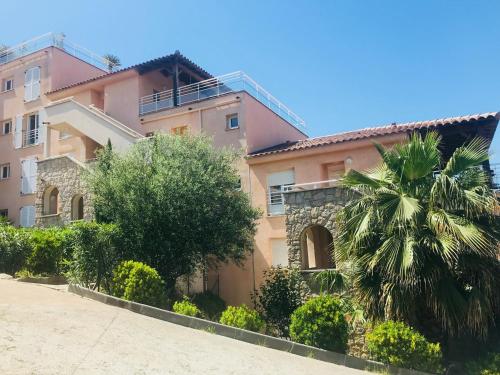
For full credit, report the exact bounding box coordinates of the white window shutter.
[271,239,289,267]
[14,115,22,149]
[29,158,37,194]
[38,109,46,145]
[24,69,32,102]
[27,206,35,227]
[20,207,27,227]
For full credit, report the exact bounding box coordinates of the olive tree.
[87,134,260,291]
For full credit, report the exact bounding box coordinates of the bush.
[465,351,500,375]
[289,295,349,352]
[192,291,226,321]
[173,297,202,317]
[220,305,264,332]
[26,228,72,275]
[253,266,309,337]
[366,321,443,373]
[67,221,121,292]
[112,260,167,308]
[111,260,136,298]
[0,221,31,275]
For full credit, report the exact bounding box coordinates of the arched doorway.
[42,186,59,215]
[71,194,84,220]
[300,225,334,270]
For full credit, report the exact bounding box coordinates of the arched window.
[42,186,59,215]
[300,225,334,270]
[71,194,84,221]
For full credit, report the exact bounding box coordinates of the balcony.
[22,129,39,147]
[0,32,110,71]
[139,71,306,129]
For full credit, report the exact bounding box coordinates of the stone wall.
[284,187,350,268]
[35,155,93,227]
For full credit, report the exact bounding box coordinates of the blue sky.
[4,1,500,160]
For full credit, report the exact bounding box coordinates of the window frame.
[2,120,11,135]
[0,209,8,218]
[0,163,10,180]
[226,113,239,130]
[2,78,13,92]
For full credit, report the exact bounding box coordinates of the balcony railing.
[0,32,110,71]
[22,129,39,147]
[139,71,306,129]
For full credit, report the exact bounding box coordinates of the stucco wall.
[35,156,93,227]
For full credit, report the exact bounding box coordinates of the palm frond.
[442,137,490,177]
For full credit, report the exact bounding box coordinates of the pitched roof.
[249,112,500,158]
[46,51,212,95]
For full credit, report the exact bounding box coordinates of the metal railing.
[287,179,340,192]
[490,163,500,190]
[139,71,306,129]
[22,129,39,147]
[0,32,110,71]
[267,184,294,216]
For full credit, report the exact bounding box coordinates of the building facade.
[0,33,498,305]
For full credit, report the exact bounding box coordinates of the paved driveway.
[0,280,369,375]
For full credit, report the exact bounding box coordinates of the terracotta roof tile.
[46,51,212,95]
[249,112,500,157]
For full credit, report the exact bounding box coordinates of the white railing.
[23,129,39,147]
[267,184,293,216]
[139,71,306,129]
[287,179,340,192]
[0,32,109,71]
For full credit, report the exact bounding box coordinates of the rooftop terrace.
[0,32,110,71]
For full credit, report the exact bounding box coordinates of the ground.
[0,280,369,375]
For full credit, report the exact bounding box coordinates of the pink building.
[1,33,497,305]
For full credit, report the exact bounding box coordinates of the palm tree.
[335,132,500,340]
[102,53,121,72]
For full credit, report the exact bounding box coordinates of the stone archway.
[284,187,349,268]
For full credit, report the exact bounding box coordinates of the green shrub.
[253,266,309,337]
[173,297,202,317]
[192,291,226,321]
[111,260,137,298]
[67,221,120,292]
[465,351,500,375]
[26,228,72,275]
[220,305,264,332]
[0,222,31,275]
[112,260,166,308]
[289,295,349,352]
[366,321,443,373]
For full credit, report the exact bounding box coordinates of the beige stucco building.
[1,33,498,305]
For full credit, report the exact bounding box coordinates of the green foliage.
[220,305,264,332]
[253,266,309,337]
[117,261,167,308]
[66,221,120,292]
[87,134,260,290]
[173,297,202,317]
[289,295,349,353]
[366,321,443,373]
[336,132,500,338]
[465,351,500,375]
[0,221,31,275]
[26,228,72,275]
[111,260,136,298]
[192,291,226,321]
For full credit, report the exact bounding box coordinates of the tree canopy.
[335,132,500,339]
[87,134,260,289]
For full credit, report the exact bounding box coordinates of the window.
[24,66,40,102]
[58,131,72,140]
[2,78,13,92]
[226,114,239,130]
[24,113,39,146]
[171,126,188,136]
[271,239,289,267]
[71,195,84,221]
[0,163,10,180]
[0,209,8,218]
[21,158,37,194]
[2,120,11,135]
[20,205,35,227]
[267,170,295,215]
